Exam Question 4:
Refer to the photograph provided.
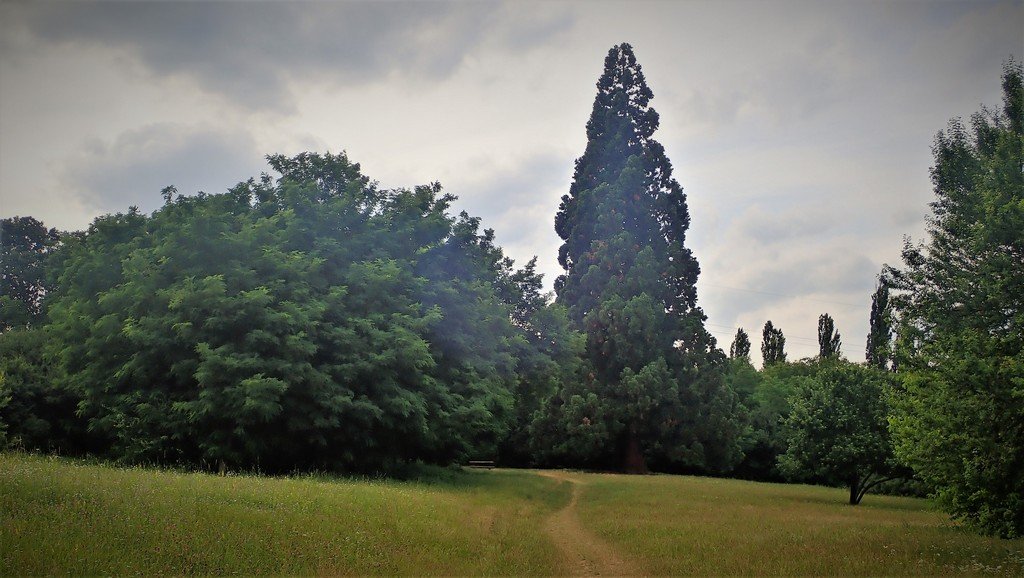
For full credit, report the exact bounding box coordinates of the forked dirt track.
[536,470,644,577]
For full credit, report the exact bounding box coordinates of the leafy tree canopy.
[0,326,83,452]
[42,152,551,473]
[1,216,59,330]
[778,360,903,505]
[886,60,1023,538]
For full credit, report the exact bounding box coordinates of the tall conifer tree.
[550,44,735,474]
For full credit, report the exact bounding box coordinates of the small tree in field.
[779,361,901,505]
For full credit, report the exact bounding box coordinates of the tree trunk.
[849,474,860,505]
[855,471,896,505]
[623,425,647,474]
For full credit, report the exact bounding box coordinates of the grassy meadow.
[576,473,1024,576]
[0,453,567,575]
[2,452,1022,576]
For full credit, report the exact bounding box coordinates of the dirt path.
[536,470,644,577]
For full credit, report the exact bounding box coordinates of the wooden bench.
[467,460,495,469]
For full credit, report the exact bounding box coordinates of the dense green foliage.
[23,152,569,473]
[778,361,900,504]
[547,43,739,473]
[500,300,584,467]
[730,359,819,481]
[0,328,81,452]
[886,61,1024,538]
[0,216,59,330]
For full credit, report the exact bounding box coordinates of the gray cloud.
[494,6,576,52]
[9,1,573,112]
[60,124,266,216]
[695,196,888,362]
[729,205,833,246]
[754,246,879,302]
[2,0,1020,362]
[453,153,569,241]
[447,151,571,284]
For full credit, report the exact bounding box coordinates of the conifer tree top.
[588,43,659,143]
[554,42,714,361]
[562,44,666,201]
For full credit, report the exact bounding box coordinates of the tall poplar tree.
[730,328,751,360]
[761,321,787,366]
[549,43,737,474]
[817,313,842,359]
[865,281,892,370]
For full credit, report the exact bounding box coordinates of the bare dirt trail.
[536,470,644,577]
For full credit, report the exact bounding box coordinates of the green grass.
[575,473,1024,576]
[0,453,568,575]
[2,453,1021,576]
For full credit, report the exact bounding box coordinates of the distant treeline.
[1,47,1019,538]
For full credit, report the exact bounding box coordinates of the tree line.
[1,46,1019,538]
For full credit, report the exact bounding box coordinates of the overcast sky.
[1,0,1021,362]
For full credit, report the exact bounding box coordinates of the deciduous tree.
[817,313,841,359]
[44,152,545,473]
[761,321,786,366]
[0,326,83,452]
[730,328,751,361]
[886,61,1024,537]
[779,361,901,505]
[0,216,59,330]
